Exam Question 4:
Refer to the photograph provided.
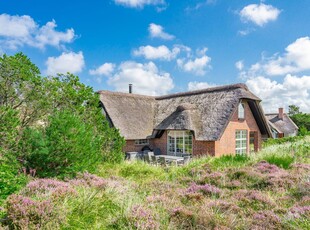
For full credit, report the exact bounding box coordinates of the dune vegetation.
[1,136,309,229]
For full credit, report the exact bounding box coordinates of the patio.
[125,151,191,166]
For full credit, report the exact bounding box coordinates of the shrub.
[19,111,109,178]
[0,151,27,202]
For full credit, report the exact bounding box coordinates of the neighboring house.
[266,108,299,138]
[99,83,271,157]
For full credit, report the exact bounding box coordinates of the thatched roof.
[99,83,271,140]
[266,113,298,135]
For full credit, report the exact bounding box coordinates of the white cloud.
[89,63,115,84]
[114,0,165,8]
[246,75,310,113]
[148,23,175,40]
[0,14,75,50]
[241,37,310,78]
[108,61,174,96]
[45,51,85,75]
[264,37,310,75]
[240,3,280,26]
[188,81,216,91]
[133,45,180,61]
[177,47,211,76]
[89,63,115,76]
[235,60,244,71]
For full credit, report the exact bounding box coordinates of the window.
[238,103,245,119]
[235,130,247,154]
[168,131,192,155]
[135,139,149,145]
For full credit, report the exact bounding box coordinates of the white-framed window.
[238,103,245,119]
[235,130,247,154]
[135,139,149,145]
[167,130,193,155]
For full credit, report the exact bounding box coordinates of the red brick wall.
[192,140,215,156]
[215,100,262,156]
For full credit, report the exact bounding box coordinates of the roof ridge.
[98,90,155,99]
[155,83,248,100]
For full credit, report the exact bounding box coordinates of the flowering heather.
[291,163,310,171]
[130,205,159,230]
[24,178,76,198]
[170,207,196,229]
[252,210,281,229]
[254,161,281,174]
[185,183,221,197]
[234,189,275,210]
[207,200,240,213]
[288,205,310,218]
[6,195,55,229]
[69,172,107,189]
[146,195,170,204]
[199,172,224,186]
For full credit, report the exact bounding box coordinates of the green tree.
[288,105,301,116]
[0,53,47,128]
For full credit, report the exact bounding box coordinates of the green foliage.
[209,154,251,169]
[261,153,294,169]
[291,113,310,132]
[0,150,27,202]
[19,111,106,178]
[263,135,303,147]
[288,105,301,116]
[0,107,20,151]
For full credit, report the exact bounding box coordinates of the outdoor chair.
[151,155,158,165]
[180,156,191,165]
[159,156,169,167]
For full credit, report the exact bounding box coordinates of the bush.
[19,111,107,178]
[0,150,27,202]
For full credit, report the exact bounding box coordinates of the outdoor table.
[155,155,184,164]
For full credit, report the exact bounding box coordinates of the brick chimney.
[129,84,132,94]
[278,108,284,120]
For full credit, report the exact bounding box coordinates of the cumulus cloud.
[177,47,211,76]
[148,23,175,40]
[240,3,280,26]
[45,51,85,75]
[188,81,216,91]
[89,63,115,83]
[133,45,180,61]
[114,0,166,8]
[241,37,310,78]
[108,61,174,95]
[89,63,115,76]
[246,75,310,113]
[0,14,75,50]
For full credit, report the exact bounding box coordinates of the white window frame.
[167,130,193,156]
[238,103,245,119]
[235,130,247,154]
[135,139,149,145]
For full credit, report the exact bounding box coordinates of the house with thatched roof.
[266,108,299,138]
[99,83,272,157]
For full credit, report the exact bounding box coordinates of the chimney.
[129,84,132,94]
[278,108,284,120]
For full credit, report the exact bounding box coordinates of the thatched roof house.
[266,108,298,138]
[99,83,271,156]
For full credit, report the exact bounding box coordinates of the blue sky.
[1,0,310,112]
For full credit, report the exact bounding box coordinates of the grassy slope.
[1,137,310,229]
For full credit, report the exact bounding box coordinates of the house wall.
[215,100,262,156]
